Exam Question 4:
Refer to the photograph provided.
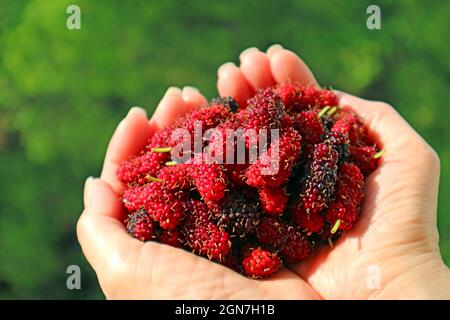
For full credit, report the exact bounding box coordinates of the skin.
[77,45,450,299]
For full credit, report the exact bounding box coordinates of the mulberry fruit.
[293,111,324,145]
[301,143,338,215]
[122,185,145,212]
[257,217,310,263]
[157,164,193,189]
[182,200,231,260]
[242,248,281,278]
[116,152,167,185]
[332,114,367,145]
[259,187,288,216]
[159,228,183,248]
[246,127,301,188]
[216,193,261,237]
[325,163,365,231]
[291,204,324,233]
[140,183,185,229]
[125,209,157,241]
[188,157,227,202]
[350,145,379,176]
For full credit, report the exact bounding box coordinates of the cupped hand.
[77,45,450,300]
[77,86,319,299]
[217,45,450,299]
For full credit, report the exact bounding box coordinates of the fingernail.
[182,86,199,95]
[84,176,95,206]
[267,44,284,57]
[239,47,259,62]
[217,62,236,77]
[127,106,147,117]
[164,87,182,98]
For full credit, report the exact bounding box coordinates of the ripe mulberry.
[157,164,193,189]
[117,83,379,279]
[159,228,184,248]
[125,209,157,241]
[325,163,365,231]
[188,157,227,202]
[216,193,261,237]
[291,204,324,233]
[246,128,301,188]
[301,143,338,215]
[182,200,231,260]
[141,183,185,229]
[259,187,288,216]
[242,248,281,278]
[350,145,379,176]
[257,217,310,263]
[117,152,167,185]
[332,114,367,145]
[293,111,324,145]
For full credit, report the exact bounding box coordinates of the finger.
[101,88,201,194]
[217,62,254,107]
[181,86,208,111]
[239,47,276,90]
[77,178,142,272]
[267,44,318,86]
[100,107,154,193]
[150,87,186,130]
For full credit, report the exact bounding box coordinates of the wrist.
[373,253,450,299]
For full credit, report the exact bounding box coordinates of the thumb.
[77,178,142,272]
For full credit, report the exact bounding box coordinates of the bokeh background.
[0,0,449,299]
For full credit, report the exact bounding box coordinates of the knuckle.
[410,141,440,172]
[76,214,90,240]
[422,144,440,169]
[374,101,394,114]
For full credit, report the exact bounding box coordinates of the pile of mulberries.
[117,83,382,279]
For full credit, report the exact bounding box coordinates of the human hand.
[77,44,450,300]
[76,86,319,299]
[217,45,450,299]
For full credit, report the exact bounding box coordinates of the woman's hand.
[217,45,450,299]
[77,45,450,299]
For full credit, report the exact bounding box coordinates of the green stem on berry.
[318,106,331,118]
[146,175,163,182]
[151,147,172,153]
[165,161,178,166]
[331,219,341,234]
[326,106,338,116]
[327,237,334,249]
[373,150,385,159]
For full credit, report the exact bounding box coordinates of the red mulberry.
[182,200,231,260]
[242,248,281,278]
[325,163,365,231]
[246,128,301,188]
[125,209,157,241]
[257,217,310,263]
[259,187,288,216]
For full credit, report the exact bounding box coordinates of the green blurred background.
[0,0,449,299]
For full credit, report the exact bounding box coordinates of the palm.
[113,242,318,299]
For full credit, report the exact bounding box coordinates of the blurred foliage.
[0,0,449,299]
